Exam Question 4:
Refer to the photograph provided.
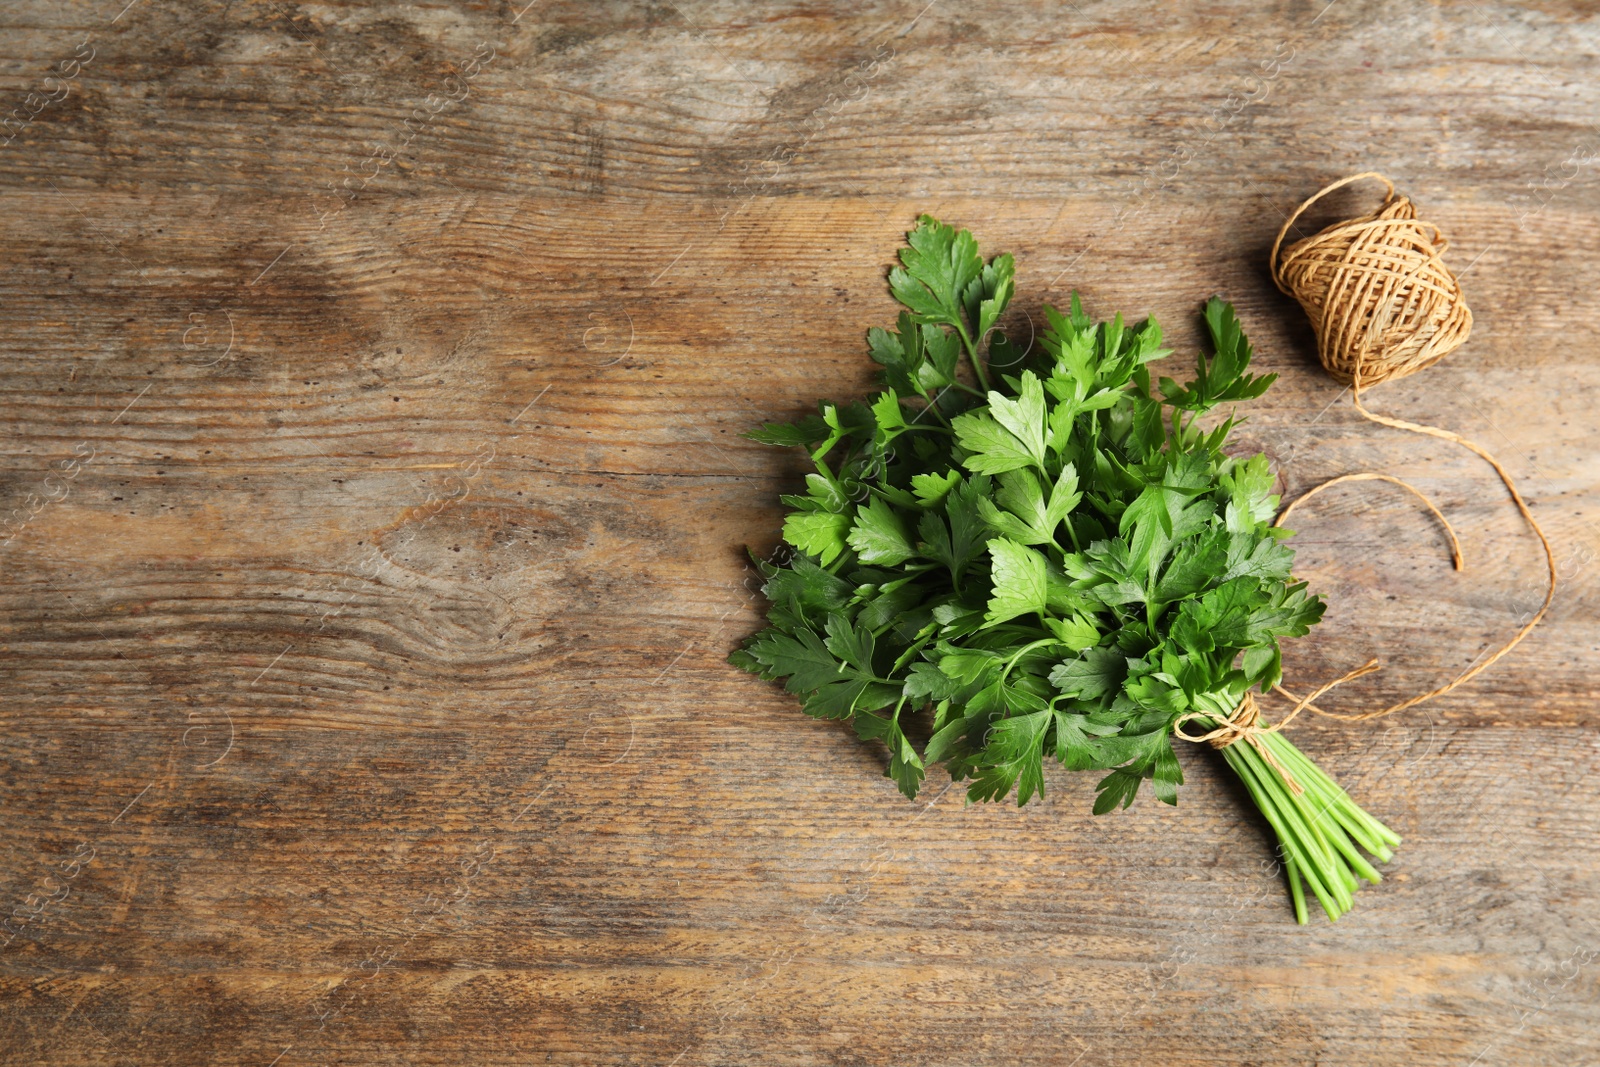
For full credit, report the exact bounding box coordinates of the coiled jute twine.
[1174,173,1557,792]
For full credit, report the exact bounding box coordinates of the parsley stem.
[907,394,955,428]
[1061,517,1083,553]
[1261,733,1399,859]
[1225,743,1342,920]
[1245,742,1341,873]
[954,321,993,394]
[1198,690,1400,922]
[1261,731,1400,848]
[1284,855,1310,924]
[890,622,940,674]
[1239,742,1350,911]
[998,637,1064,685]
[1321,816,1383,885]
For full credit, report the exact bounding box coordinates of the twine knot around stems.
[1173,691,1302,794]
[1174,678,1403,924]
[1173,661,1385,794]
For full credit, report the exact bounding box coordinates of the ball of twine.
[1257,173,1555,726]
[1270,172,1473,387]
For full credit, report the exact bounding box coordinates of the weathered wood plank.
[2,1,1599,1065]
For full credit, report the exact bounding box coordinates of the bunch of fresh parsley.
[732,217,1399,922]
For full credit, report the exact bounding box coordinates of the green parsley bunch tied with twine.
[731,216,1400,923]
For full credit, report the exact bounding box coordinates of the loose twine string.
[1173,173,1557,791]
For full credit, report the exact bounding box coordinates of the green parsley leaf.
[848,496,916,566]
[741,625,848,693]
[889,215,983,331]
[983,538,1050,626]
[911,469,962,507]
[953,409,1039,476]
[783,510,852,565]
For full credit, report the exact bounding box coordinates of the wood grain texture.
[2,1,1598,1064]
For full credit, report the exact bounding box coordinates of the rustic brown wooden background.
[2,1,1597,1064]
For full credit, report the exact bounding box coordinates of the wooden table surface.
[2,2,1598,1064]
